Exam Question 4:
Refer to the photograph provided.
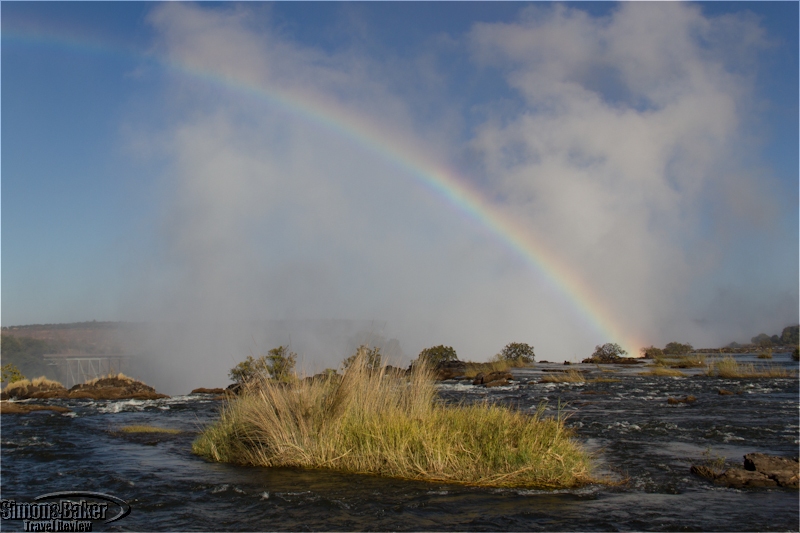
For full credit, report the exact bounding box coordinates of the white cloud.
[468,2,789,347]
[122,3,795,392]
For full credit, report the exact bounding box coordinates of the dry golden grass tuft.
[4,376,64,393]
[84,372,135,386]
[539,370,586,383]
[705,356,795,379]
[193,354,593,489]
[639,367,687,377]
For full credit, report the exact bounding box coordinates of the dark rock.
[716,468,777,488]
[191,387,226,395]
[718,389,734,395]
[562,361,571,365]
[68,377,168,400]
[691,453,799,489]
[667,395,696,405]
[434,360,467,381]
[472,371,513,386]
[4,381,68,400]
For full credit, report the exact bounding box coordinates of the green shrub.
[498,342,535,364]
[342,345,382,372]
[1,363,25,386]
[416,345,458,366]
[229,355,270,384]
[780,325,799,346]
[640,346,664,359]
[229,346,297,384]
[756,348,773,359]
[592,343,628,359]
[664,342,693,355]
[0,335,51,379]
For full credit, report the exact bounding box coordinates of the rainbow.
[4,26,644,357]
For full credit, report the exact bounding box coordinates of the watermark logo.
[1,491,130,532]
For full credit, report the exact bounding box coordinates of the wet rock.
[3,381,68,400]
[744,453,799,489]
[0,402,71,415]
[191,387,226,395]
[691,453,799,489]
[68,376,169,400]
[717,468,778,488]
[472,371,513,386]
[717,389,734,395]
[667,395,697,405]
[434,360,467,381]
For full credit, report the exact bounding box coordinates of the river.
[2,354,797,531]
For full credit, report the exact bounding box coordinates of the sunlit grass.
[84,372,136,386]
[4,376,64,394]
[193,355,593,489]
[639,367,687,377]
[540,370,586,383]
[654,355,706,368]
[705,356,794,378]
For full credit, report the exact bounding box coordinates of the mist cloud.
[123,3,796,393]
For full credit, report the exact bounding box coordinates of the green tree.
[417,345,458,366]
[780,325,799,346]
[228,346,297,384]
[750,333,772,347]
[1,334,51,378]
[229,355,270,384]
[342,345,382,372]
[1,363,25,386]
[591,343,628,359]
[664,342,694,355]
[265,346,297,382]
[498,342,535,364]
[640,346,664,359]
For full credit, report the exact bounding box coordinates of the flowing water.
[2,354,798,531]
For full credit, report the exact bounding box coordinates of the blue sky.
[2,2,798,373]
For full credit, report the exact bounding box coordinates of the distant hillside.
[1,321,144,354]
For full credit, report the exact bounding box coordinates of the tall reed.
[194,354,592,488]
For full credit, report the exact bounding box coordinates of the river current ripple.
[2,354,798,531]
